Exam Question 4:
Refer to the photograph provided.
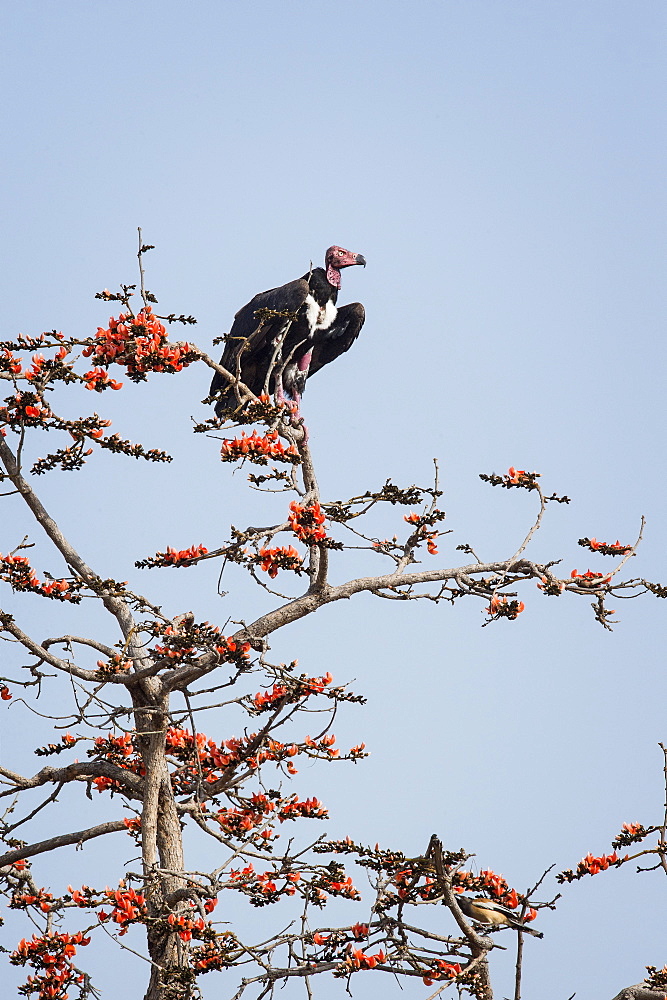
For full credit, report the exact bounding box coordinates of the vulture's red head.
[325,246,366,288]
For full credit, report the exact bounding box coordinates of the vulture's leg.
[292,348,313,434]
[274,368,288,407]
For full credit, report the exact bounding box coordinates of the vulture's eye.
[337,250,344,256]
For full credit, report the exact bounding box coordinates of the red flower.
[220,430,299,466]
[288,501,328,543]
[257,545,303,578]
[85,308,195,378]
[502,888,519,909]
[486,596,525,620]
[570,569,610,584]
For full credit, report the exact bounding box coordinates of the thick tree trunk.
[136,688,191,1000]
[143,777,191,1000]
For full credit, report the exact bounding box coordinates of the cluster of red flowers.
[1,684,12,700]
[166,729,254,781]
[278,794,328,822]
[301,672,333,695]
[10,931,90,1000]
[252,682,288,710]
[337,946,387,974]
[98,887,147,935]
[302,733,338,759]
[612,822,648,848]
[557,850,625,883]
[578,852,621,875]
[257,545,303,578]
[0,553,78,602]
[155,544,209,566]
[67,882,216,944]
[96,654,132,675]
[537,575,565,595]
[153,642,197,662]
[213,635,252,663]
[92,775,122,793]
[404,512,439,555]
[257,872,301,896]
[220,430,299,465]
[12,888,54,913]
[214,792,327,840]
[89,731,140,794]
[251,673,334,711]
[163,725,337,791]
[392,868,436,902]
[25,353,49,381]
[169,725,355,788]
[1,344,69,385]
[486,595,525,620]
[422,959,462,986]
[167,913,206,942]
[580,537,632,556]
[288,501,327,544]
[93,730,135,761]
[508,466,545,490]
[481,467,543,492]
[225,863,304,904]
[570,568,611,585]
[165,728,206,754]
[32,733,78,758]
[67,885,99,908]
[2,392,51,426]
[476,869,512,899]
[149,621,251,665]
[214,792,278,837]
[324,874,360,900]
[191,939,232,973]
[83,308,195,377]
[82,367,123,391]
[1,347,24,375]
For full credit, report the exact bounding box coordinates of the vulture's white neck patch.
[305,294,337,331]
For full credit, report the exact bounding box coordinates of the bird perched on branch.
[456,896,543,938]
[210,246,366,416]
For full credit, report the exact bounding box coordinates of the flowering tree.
[1,242,665,1000]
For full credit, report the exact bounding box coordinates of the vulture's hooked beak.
[354,254,367,267]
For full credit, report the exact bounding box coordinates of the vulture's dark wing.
[210,278,311,412]
[307,302,366,379]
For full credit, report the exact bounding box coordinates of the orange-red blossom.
[258,545,303,578]
[403,513,439,555]
[577,851,620,875]
[0,552,76,601]
[487,595,525,619]
[289,501,327,543]
[570,569,611,585]
[422,960,462,985]
[84,307,194,376]
[220,429,299,464]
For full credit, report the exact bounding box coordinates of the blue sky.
[1,2,666,997]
